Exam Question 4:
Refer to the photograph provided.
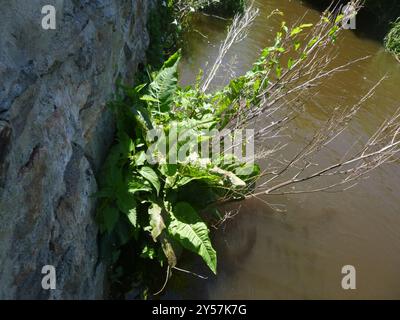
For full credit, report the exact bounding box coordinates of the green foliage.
[148,52,181,112]
[98,7,343,296]
[385,19,400,57]
[97,52,259,295]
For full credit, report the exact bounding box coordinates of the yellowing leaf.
[210,167,246,187]
[148,203,165,242]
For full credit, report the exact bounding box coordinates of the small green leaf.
[287,57,295,70]
[307,37,318,48]
[276,65,282,78]
[128,207,137,228]
[299,23,313,28]
[281,21,289,34]
[134,151,147,166]
[118,132,135,155]
[323,16,330,23]
[290,26,303,37]
[139,166,161,195]
[335,14,344,24]
[140,246,156,260]
[128,178,152,194]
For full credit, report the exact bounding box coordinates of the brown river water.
[164,0,400,299]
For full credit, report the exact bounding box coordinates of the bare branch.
[210,1,400,201]
[201,4,259,92]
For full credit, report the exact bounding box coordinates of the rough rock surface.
[0,0,154,299]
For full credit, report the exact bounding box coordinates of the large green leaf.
[138,166,161,195]
[148,51,181,113]
[168,202,217,274]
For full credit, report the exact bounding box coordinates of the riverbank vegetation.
[97,50,261,296]
[385,19,400,61]
[98,0,400,298]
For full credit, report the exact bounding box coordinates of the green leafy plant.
[97,51,260,296]
[98,2,374,297]
[385,19,400,60]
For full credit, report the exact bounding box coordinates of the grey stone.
[0,0,155,299]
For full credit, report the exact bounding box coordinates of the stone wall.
[0,0,155,299]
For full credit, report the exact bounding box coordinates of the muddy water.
[167,0,400,299]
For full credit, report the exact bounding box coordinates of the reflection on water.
[166,0,400,299]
